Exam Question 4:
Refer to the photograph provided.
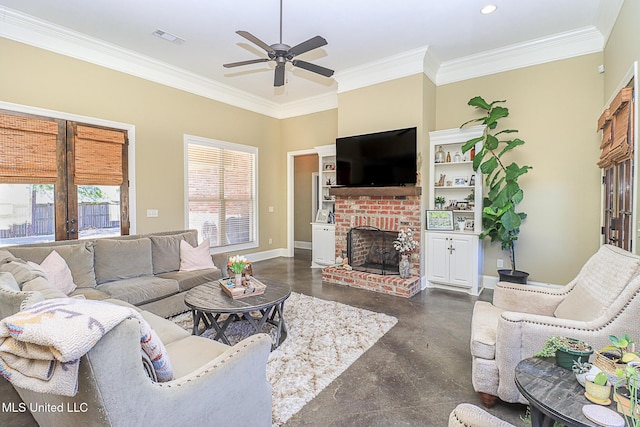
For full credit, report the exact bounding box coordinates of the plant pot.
[555,341,594,370]
[585,374,612,404]
[614,386,640,418]
[576,365,601,387]
[498,269,529,284]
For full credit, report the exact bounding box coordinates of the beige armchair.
[0,273,273,426]
[470,244,640,407]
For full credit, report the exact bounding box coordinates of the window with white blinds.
[185,135,257,252]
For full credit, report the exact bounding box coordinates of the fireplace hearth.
[347,226,399,275]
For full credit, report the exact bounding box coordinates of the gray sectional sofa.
[0,229,226,318]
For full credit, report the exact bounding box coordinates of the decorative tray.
[219,276,266,299]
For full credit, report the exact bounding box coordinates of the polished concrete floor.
[0,249,528,426]
[254,249,528,426]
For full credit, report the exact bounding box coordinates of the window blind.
[0,113,62,183]
[598,87,633,168]
[73,124,126,185]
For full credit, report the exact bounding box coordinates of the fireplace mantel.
[329,186,421,197]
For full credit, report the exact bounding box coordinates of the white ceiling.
[0,1,623,117]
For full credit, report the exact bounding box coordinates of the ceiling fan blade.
[223,58,270,68]
[236,31,275,54]
[292,60,334,77]
[274,64,285,87]
[288,36,327,57]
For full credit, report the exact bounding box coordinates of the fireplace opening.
[347,226,399,275]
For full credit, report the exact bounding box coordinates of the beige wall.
[436,53,604,284]
[603,0,640,101]
[0,38,284,254]
[293,155,318,243]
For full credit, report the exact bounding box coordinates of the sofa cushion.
[157,268,221,292]
[0,272,19,292]
[37,251,77,295]
[150,232,194,275]
[22,277,68,299]
[96,276,178,306]
[69,287,111,301]
[164,335,229,378]
[179,239,216,272]
[8,242,97,288]
[94,238,153,284]
[470,301,505,360]
[554,244,640,321]
[0,259,46,288]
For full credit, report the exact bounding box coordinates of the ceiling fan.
[223,0,334,87]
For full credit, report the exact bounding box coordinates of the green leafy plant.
[465,189,475,202]
[434,196,446,205]
[592,371,609,386]
[534,336,591,358]
[461,96,532,273]
[615,364,640,426]
[601,334,639,363]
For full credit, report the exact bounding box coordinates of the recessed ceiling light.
[152,29,184,44]
[481,4,497,14]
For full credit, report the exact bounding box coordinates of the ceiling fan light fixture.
[480,4,497,15]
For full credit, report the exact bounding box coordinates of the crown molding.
[422,48,440,85]
[0,6,285,118]
[436,26,604,86]
[275,92,338,119]
[334,46,429,93]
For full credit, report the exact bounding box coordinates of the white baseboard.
[244,248,289,263]
[481,275,562,289]
[294,241,312,250]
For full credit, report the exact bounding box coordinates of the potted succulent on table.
[534,336,593,370]
[572,358,601,387]
[585,371,613,405]
[460,96,532,284]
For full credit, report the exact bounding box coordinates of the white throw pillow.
[39,250,77,295]
[179,239,216,272]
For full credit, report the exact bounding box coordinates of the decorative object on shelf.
[447,200,458,210]
[434,196,446,210]
[465,219,475,231]
[435,145,446,163]
[315,209,330,223]
[454,151,461,162]
[453,176,468,186]
[446,151,451,162]
[456,217,467,231]
[470,146,476,160]
[324,162,335,170]
[393,228,418,279]
[461,96,532,284]
[436,174,446,187]
[469,174,475,186]
[534,336,594,370]
[426,210,454,231]
[446,180,452,187]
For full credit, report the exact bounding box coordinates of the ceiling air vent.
[152,29,184,44]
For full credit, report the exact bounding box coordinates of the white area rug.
[172,292,397,426]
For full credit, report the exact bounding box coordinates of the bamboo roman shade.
[73,124,126,185]
[0,113,61,183]
[598,87,634,168]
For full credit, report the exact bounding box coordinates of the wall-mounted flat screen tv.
[336,127,417,187]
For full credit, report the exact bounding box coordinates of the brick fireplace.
[321,187,422,298]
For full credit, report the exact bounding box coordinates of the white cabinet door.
[426,233,450,283]
[450,234,474,287]
[312,224,335,266]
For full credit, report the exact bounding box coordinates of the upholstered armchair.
[470,244,640,407]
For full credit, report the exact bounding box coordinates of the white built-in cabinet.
[426,126,484,295]
[311,223,336,268]
[311,144,336,268]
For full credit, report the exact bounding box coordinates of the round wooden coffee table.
[184,278,291,350]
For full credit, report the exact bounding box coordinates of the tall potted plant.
[461,96,532,284]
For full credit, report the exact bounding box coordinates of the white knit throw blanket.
[0,298,173,396]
